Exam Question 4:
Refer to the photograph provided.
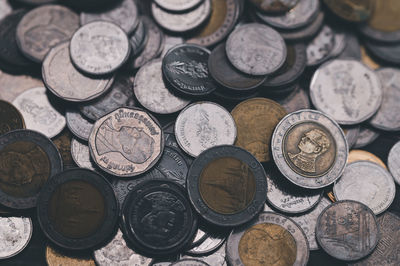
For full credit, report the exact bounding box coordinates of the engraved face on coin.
[0,217,32,259]
[388,141,400,186]
[46,245,95,266]
[323,0,374,22]
[0,100,25,135]
[249,0,300,13]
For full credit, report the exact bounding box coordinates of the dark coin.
[65,110,93,142]
[162,44,217,97]
[365,40,400,65]
[37,168,118,250]
[338,32,361,60]
[0,129,62,209]
[52,129,75,169]
[121,180,197,256]
[0,100,25,135]
[171,259,210,266]
[249,0,299,14]
[323,0,373,22]
[187,145,267,227]
[13,0,58,5]
[213,88,260,104]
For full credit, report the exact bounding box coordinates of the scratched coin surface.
[0,100,25,135]
[0,217,32,259]
[316,200,379,261]
[388,141,400,186]
[154,0,204,12]
[46,245,95,266]
[249,0,299,13]
[65,110,93,142]
[348,150,386,169]
[71,138,96,171]
[323,0,373,22]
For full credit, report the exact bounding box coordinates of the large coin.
[249,0,299,13]
[0,100,25,135]
[46,245,95,266]
[323,0,373,22]
[65,110,93,142]
[0,217,32,259]
[388,141,400,186]
[271,109,348,189]
[348,149,386,169]
[88,107,164,177]
[154,0,204,12]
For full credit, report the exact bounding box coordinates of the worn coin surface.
[46,245,95,266]
[342,125,360,149]
[65,110,93,142]
[71,138,96,171]
[0,71,44,102]
[0,0,12,21]
[0,217,32,259]
[323,0,373,22]
[348,150,386,169]
[154,147,189,187]
[249,0,299,13]
[53,129,74,169]
[154,0,204,12]
[388,141,400,186]
[353,125,380,148]
[316,200,379,261]
[226,23,287,76]
[0,100,25,135]
[274,86,311,113]
[306,25,335,66]
[175,102,236,157]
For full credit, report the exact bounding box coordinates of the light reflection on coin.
[0,217,32,259]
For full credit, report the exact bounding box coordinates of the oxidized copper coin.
[46,245,95,266]
[0,100,25,135]
[347,149,386,169]
[323,0,374,22]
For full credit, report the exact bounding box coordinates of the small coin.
[353,125,380,148]
[0,71,43,102]
[182,242,227,266]
[0,0,12,21]
[274,85,311,113]
[348,149,386,169]
[306,25,335,66]
[130,18,148,58]
[46,245,95,266]
[0,217,32,259]
[70,21,131,75]
[279,11,325,41]
[65,110,93,142]
[52,129,75,169]
[0,100,25,135]
[365,40,400,65]
[71,138,96,171]
[249,0,299,13]
[175,102,236,157]
[154,0,204,12]
[342,125,360,148]
[226,23,287,76]
[388,141,400,186]
[171,259,210,266]
[323,0,374,22]
[316,200,379,261]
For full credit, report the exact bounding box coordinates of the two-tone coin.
[65,110,93,142]
[388,141,400,185]
[323,0,373,22]
[0,100,25,135]
[0,217,32,259]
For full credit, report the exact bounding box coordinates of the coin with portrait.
[0,100,25,135]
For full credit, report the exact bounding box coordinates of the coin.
[163,124,194,165]
[187,145,267,226]
[306,25,335,66]
[134,60,190,114]
[353,125,380,148]
[171,259,209,266]
[182,242,227,266]
[278,11,324,41]
[185,231,226,256]
[70,21,131,75]
[226,23,287,76]
[130,18,148,58]
[65,109,93,142]
[12,87,66,138]
[316,200,379,261]
[175,102,236,157]
[71,138,96,171]
[274,85,311,113]
[16,5,79,63]
[342,125,360,148]
[52,129,75,169]
[0,71,43,102]
[327,29,347,59]
[348,149,386,169]
[231,98,286,162]
[0,129,62,209]
[161,35,184,57]
[365,40,400,65]
[333,161,396,215]
[162,44,217,97]
[388,141,400,185]
[310,59,382,125]
[271,109,348,189]
[338,32,361,60]
[249,0,299,13]
[155,147,189,187]
[0,0,12,21]
[0,100,25,135]
[323,0,373,22]
[0,217,32,259]
[154,0,204,12]
[226,212,309,266]
[360,45,380,70]
[46,245,95,266]
[88,107,164,177]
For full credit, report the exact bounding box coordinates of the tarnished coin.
[182,242,227,266]
[175,102,236,157]
[334,161,396,215]
[65,110,93,142]
[226,23,287,76]
[70,21,131,75]
[16,5,79,63]
[388,141,400,185]
[0,71,43,102]
[171,259,209,266]
[323,0,373,22]
[0,129,62,209]
[12,87,66,138]
[154,0,204,12]
[53,129,74,169]
[279,11,324,41]
[365,40,400,65]
[227,212,309,266]
[42,42,115,102]
[46,245,95,266]
[154,147,189,187]
[88,107,164,177]
[134,60,190,114]
[231,98,286,162]
[249,0,299,13]
[0,0,12,21]
[353,125,380,148]
[0,217,32,259]
[342,125,360,148]
[306,25,335,66]
[316,200,379,261]
[187,145,267,227]
[348,150,386,169]
[71,138,96,171]
[310,59,382,125]
[274,85,311,113]
[0,100,25,135]
[271,109,348,189]
[130,19,148,58]
[13,0,58,5]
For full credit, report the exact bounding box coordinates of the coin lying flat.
[249,0,299,13]
[0,217,32,259]
[274,85,311,113]
[53,129,74,169]
[278,11,324,41]
[306,25,335,66]
[271,109,348,189]
[0,71,43,102]
[46,245,95,266]
[323,0,373,22]
[316,200,379,261]
[0,100,25,135]
[353,125,380,148]
[342,125,360,148]
[388,141,400,185]
[348,150,386,169]
[65,110,93,142]
[182,242,227,266]
[71,138,96,171]
[154,0,204,12]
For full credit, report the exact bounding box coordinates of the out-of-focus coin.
[37,168,118,250]
[316,200,379,261]
[187,145,267,227]
[130,18,148,58]
[46,245,95,266]
[12,87,66,138]
[213,88,260,104]
[272,109,348,189]
[88,107,164,177]
[279,11,324,41]
[328,30,347,59]
[182,242,227,266]
[14,0,58,5]
[171,259,209,266]
[342,125,360,148]
[226,23,286,76]
[274,85,311,113]
[65,110,93,142]
[154,147,189,187]
[185,231,226,256]
[71,138,96,171]
[0,129,62,209]
[0,217,32,259]
[365,40,400,65]
[388,141,400,185]
[0,100,25,135]
[70,21,130,75]
[323,0,373,22]
[360,45,380,70]
[334,161,395,215]
[231,98,286,162]
[52,129,74,169]
[249,0,299,13]
[310,59,382,125]
[175,102,236,157]
[0,0,12,21]
[0,71,43,102]
[348,149,386,169]
[353,125,380,148]
[16,5,79,63]
[306,25,335,66]
[154,0,204,12]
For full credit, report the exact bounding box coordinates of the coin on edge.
[0,100,25,135]
[249,0,300,13]
[0,217,32,259]
[348,149,386,169]
[66,110,93,142]
[71,138,96,171]
[46,245,95,266]
[388,141,400,185]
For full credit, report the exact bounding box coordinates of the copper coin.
[323,0,374,22]
[347,149,386,169]
[46,245,95,266]
[0,100,25,135]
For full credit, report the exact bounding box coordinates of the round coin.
[249,0,299,13]
[71,138,96,171]
[65,110,93,142]
[323,0,374,22]
[348,149,386,169]
[342,125,360,149]
[46,245,95,266]
[130,18,148,58]
[154,0,204,12]
[306,25,335,66]
[365,40,400,65]
[388,141,400,185]
[0,71,44,102]
[0,217,32,259]
[353,125,380,148]
[279,11,325,41]
[273,85,311,113]
[182,242,227,266]
[0,100,25,135]
[155,147,189,187]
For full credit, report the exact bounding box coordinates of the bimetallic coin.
[271,109,348,189]
[348,149,386,169]
[388,141,400,185]
[0,100,25,135]
[226,23,287,76]
[333,161,396,215]
[342,125,360,148]
[0,71,43,102]
[71,138,96,171]
[154,0,204,12]
[46,245,95,266]
[323,0,373,22]
[65,110,93,142]
[88,107,164,177]
[353,125,380,148]
[316,200,379,261]
[249,0,299,13]
[0,217,32,259]
[306,25,335,66]
[175,102,236,157]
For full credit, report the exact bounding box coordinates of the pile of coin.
[0,0,400,265]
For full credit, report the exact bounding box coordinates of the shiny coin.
[316,200,379,261]
[0,129,62,209]
[249,0,299,13]
[227,212,309,266]
[182,242,227,266]
[88,107,164,177]
[271,109,348,189]
[310,59,382,125]
[46,245,95,266]
[353,125,380,148]
[154,0,204,12]
[16,5,79,63]
[71,138,96,171]
[12,87,66,138]
[0,71,43,102]
[334,161,396,215]
[365,40,400,65]
[388,141,400,185]
[323,0,373,22]
[306,25,335,66]
[348,149,386,169]
[70,21,131,75]
[274,85,311,113]
[53,129,74,169]
[342,125,360,148]
[65,110,93,142]
[187,145,267,227]
[175,102,236,157]
[0,217,32,259]
[279,11,324,41]
[0,100,25,135]
[226,23,287,76]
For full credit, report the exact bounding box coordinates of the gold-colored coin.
[239,223,297,266]
[324,0,374,22]
[361,45,380,70]
[231,98,287,162]
[348,149,387,169]
[0,100,25,135]
[46,245,95,266]
[52,129,74,168]
[368,0,400,32]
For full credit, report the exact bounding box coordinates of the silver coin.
[70,21,131,75]
[66,109,93,141]
[134,60,190,114]
[369,68,400,131]
[0,217,32,259]
[80,0,139,35]
[70,138,96,171]
[353,125,380,148]
[271,109,348,189]
[42,42,114,102]
[342,125,360,149]
[0,71,44,102]
[175,102,236,157]
[226,212,309,266]
[275,85,311,113]
[16,5,79,63]
[226,23,287,76]
[161,35,184,58]
[130,18,148,58]
[151,0,211,33]
[328,30,347,59]
[306,25,335,66]
[185,231,226,256]
[279,11,324,41]
[388,141,400,186]
[0,0,12,21]
[154,0,204,12]
[12,87,66,138]
[310,59,383,125]
[181,242,227,266]
[333,161,396,215]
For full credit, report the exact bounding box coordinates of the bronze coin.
[249,0,300,14]
[366,0,400,33]
[347,149,386,169]
[52,129,74,168]
[323,0,374,22]
[0,100,25,135]
[46,245,95,266]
